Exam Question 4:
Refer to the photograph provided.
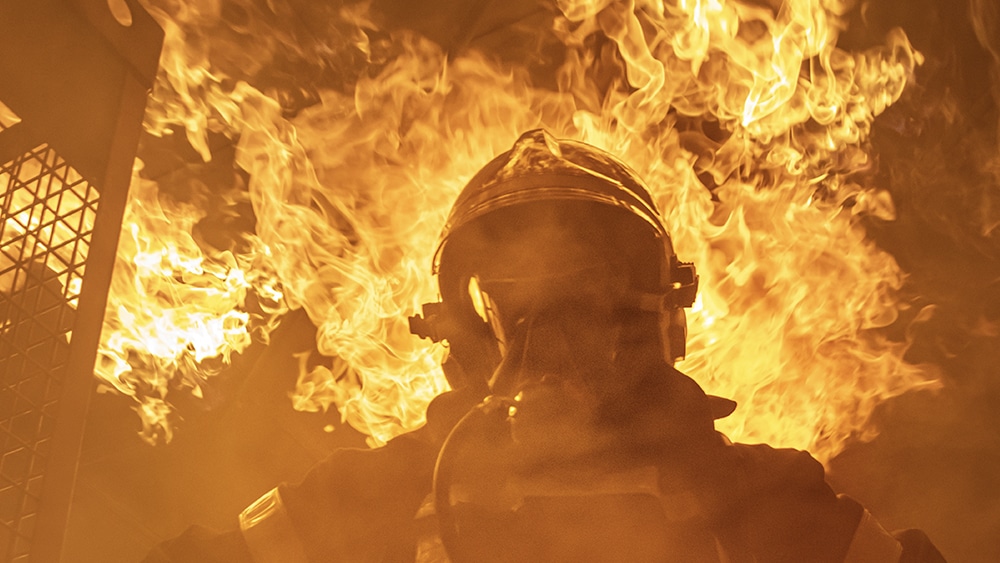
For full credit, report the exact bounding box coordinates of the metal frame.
[0,2,161,561]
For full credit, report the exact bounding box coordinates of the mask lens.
[468,275,509,356]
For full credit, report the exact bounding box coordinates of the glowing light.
[98,0,938,459]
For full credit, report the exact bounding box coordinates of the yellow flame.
[101,0,940,458]
[94,160,265,444]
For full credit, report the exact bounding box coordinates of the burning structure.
[1,0,998,560]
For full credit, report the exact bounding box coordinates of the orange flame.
[100,0,940,459]
[95,161,265,443]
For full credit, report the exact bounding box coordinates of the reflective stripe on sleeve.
[239,487,310,563]
[843,508,903,563]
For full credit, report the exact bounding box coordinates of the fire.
[94,161,264,443]
[100,0,940,459]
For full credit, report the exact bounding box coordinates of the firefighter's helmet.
[409,129,697,393]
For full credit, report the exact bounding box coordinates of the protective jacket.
[144,365,945,563]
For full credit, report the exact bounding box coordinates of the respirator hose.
[432,396,514,563]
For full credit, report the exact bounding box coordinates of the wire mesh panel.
[0,2,162,560]
[0,136,100,561]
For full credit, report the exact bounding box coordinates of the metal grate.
[0,2,162,560]
[0,142,99,561]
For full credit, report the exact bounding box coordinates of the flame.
[100,0,940,459]
[94,160,270,443]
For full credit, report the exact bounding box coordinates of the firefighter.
[145,130,945,562]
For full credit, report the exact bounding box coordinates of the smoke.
[827,1,1000,561]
